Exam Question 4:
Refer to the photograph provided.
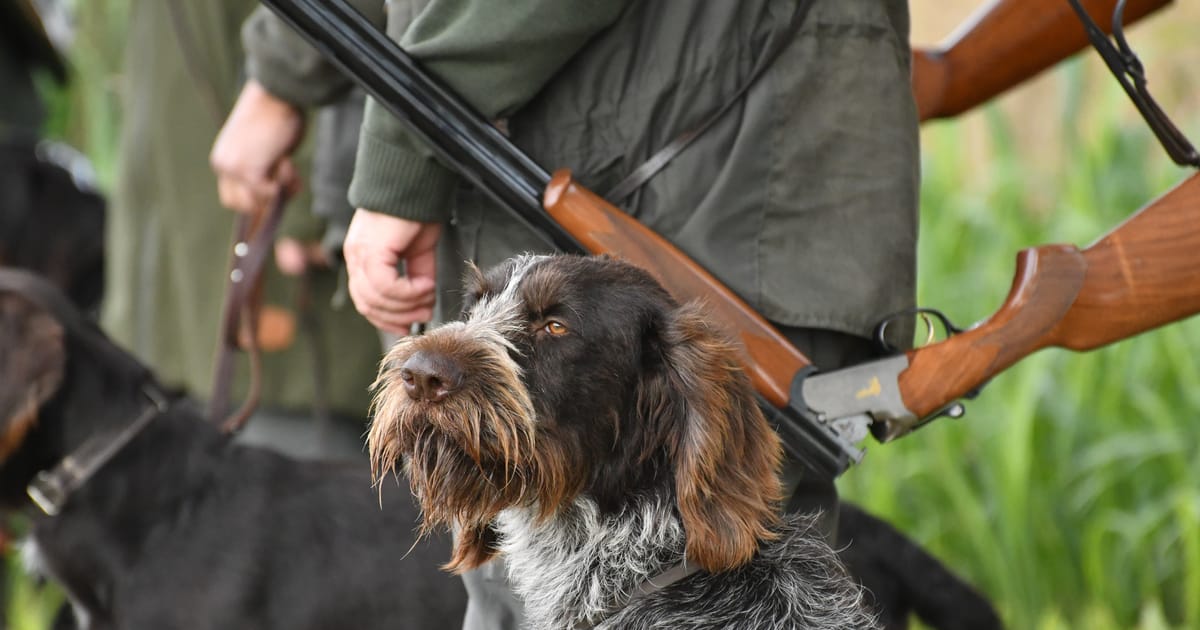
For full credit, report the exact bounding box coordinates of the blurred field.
[840,3,1200,630]
[10,1,1200,628]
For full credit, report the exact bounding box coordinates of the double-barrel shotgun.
[260,0,1200,480]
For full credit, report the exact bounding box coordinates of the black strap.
[1067,0,1200,168]
[27,386,169,516]
[574,561,704,629]
[604,1,815,205]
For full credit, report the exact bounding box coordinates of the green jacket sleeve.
[348,0,632,222]
[241,1,386,108]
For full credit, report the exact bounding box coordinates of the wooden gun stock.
[543,171,811,408]
[897,172,1200,422]
[912,0,1171,121]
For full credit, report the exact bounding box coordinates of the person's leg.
[460,561,524,630]
[773,325,879,543]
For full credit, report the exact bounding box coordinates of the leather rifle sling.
[605,1,814,205]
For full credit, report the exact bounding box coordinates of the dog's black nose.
[400,351,464,403]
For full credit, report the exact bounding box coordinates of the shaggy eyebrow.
[520,265,571,317]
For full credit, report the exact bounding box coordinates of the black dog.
[0,270,467,630]
[837,502,1003,630]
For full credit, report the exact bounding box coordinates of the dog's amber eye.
[542,321,569,336]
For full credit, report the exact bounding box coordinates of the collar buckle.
[27,470,69,517]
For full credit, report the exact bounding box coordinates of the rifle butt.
[897,172,1200,422]
[1046,172,1200,350]
[914,0,1172,121]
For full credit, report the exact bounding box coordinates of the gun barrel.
[260,0,582,253]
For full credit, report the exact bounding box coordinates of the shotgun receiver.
[260,0,1200,475]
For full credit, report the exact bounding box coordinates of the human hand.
[274,237,329,276]
[210,79,305,213]
[343,209,441,333]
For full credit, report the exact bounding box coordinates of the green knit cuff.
[247,59,320,109]
[241,7,347,108]
[348,129,458,222]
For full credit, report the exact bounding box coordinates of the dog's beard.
[369,333,582,533]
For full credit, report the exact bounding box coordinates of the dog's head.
[0,286,66,463]
[0,271,154,507]
[370,255,783,573]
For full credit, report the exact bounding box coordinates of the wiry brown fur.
[370,320,587,572]
[650,303,783,571]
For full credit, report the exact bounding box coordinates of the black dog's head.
[0,284,65,464]
[0,271,149,507]
[0,141,106,314]
[369,255,783,574]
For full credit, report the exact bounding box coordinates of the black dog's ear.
[642,302,783,572]
[0,292,65,460]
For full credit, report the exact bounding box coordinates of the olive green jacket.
[98,0,383,417]
[241,1,386,258]
[247,0,918,348]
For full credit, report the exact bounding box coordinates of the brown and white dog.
[369,254,878,629]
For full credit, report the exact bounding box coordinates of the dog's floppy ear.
[0,291,66,460]
[644,302,783,572]
[445,522,500,574]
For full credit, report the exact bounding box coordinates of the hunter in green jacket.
[213,1,917,627]
[97,0,383,454]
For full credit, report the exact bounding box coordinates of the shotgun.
[912,0,1172,122]
[807,172,1200,440]
[259,0,1200,473]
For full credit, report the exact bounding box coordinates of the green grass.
[5,515,63,629]
[839,59,1200,630]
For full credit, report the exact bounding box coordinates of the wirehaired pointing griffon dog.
[369,254,879,629]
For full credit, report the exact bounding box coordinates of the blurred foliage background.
[840,2,1200,630]
[8,1,1200,629]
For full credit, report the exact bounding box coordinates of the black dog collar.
[27,384,169,516]
[576,560,704,629]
